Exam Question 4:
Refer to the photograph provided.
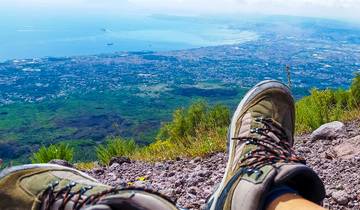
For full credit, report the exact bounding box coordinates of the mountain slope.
[87,119,360,210]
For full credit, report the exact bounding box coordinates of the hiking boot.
[0,164,178,210]
[207,80,325,210]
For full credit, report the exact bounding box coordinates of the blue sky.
[2,0,360,21]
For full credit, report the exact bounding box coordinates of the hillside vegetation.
[296,74,360,133]
[29,75,360,166]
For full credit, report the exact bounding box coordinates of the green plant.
[350,73,360,107]
[30,143,74,163]
[295,74,360,133]
[157,100,229,144]
[96,137,137,165]
[133,100,229,161]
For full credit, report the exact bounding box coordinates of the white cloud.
[2,0,360,21]
[128,0,360,20]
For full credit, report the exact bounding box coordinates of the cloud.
[2,0,360,21]
[128,0,360,20]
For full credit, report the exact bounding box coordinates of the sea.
[0,13,259,61]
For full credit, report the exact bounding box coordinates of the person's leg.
[267,194,327,210]
[264,185,327,210]
[206,80,325,210]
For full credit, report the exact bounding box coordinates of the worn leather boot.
[207,80,325,210]
[0,164,178,210]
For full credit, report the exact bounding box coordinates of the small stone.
[175,187,182,194]
[175,179,185,187]
[133,180,146,188]
[332,190,349,205]
[333,135,360,160]
[324,152,335,160]
[326,189,333,197]
[310,121,345,141]
[188,177,200,186]
[159,189,175,198]
[197,170,209,177]
[335,184,344,190]
[168,171,176,177]
[92,167,104,175]
[203,189,213,197]
[114,178,125,185]
[207,179,215,186]
[109,156,131,166]
[188,186,199,195]
[197,177,205,183]
[191,157,201,163]
[109,163,120,171]
[107,172,118,181]
[166,160,174,164]
[155,162,167,170]
[205,171,212,177]
[297,147,311,153]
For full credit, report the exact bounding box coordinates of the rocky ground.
[87,120,360,210]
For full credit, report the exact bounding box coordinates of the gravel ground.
[87,120,360,210]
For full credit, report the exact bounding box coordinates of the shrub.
[31,143,74,163]
[134,100,229,161]
[350,73,360,107]
[157,100,229,145]
[133,127,228,161]
[296,89,339,132]
[96,137,137,165]
[295,74,360,133]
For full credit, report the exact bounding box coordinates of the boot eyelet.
[69,182,77,187]
[254,170,263,180]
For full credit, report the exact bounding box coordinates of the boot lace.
[232,117,305,179]
[40,183,176,210]
[40,181,121,210]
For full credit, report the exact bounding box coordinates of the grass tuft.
[96,137,137,165]
[31,143,74,163]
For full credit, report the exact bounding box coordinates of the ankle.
[266,191,327,210]
[264,185,298,209]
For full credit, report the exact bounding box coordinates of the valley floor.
[87,120,360,210]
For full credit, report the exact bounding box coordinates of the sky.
[1,0,360,21]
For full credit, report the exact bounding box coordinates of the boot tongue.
[236,99,273,140]
[273,164,326,205]
[237,98,290,143]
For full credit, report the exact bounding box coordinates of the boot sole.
[208,80,292,210]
